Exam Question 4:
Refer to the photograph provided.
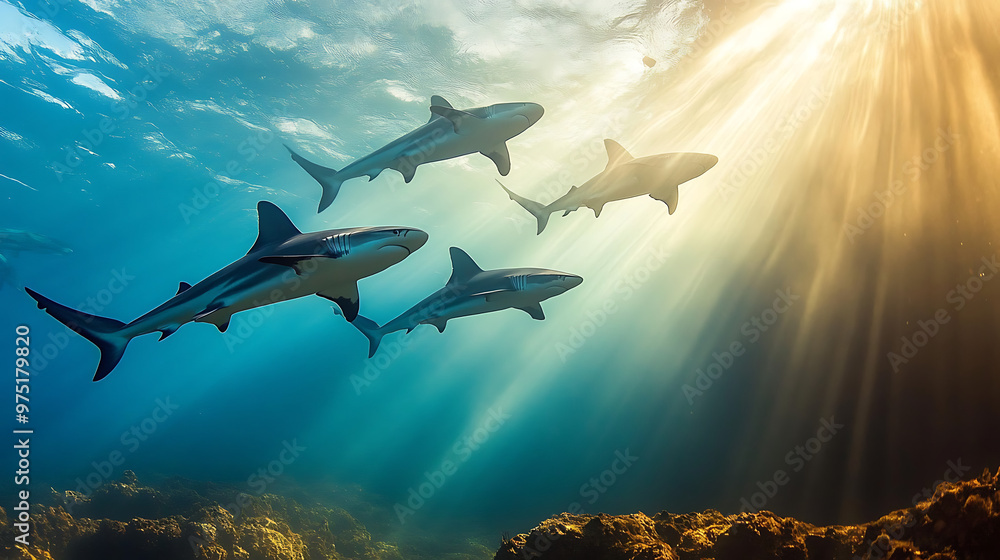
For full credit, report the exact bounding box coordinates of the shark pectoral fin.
[213,316,231,333]
[193,304,232,332]
[517,303,545,320]
[318,284,360,322]
[472,289,507,299]
[483,143,511,176]
[193,303,224,322]
[650,184,680,215]
[430,106,482,134]
[158,325,180,341]
[176,282,192,295]
[259,254,327,275]
[398,164,416,183]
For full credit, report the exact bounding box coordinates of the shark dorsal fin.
[448,247,483,286]
[248,201,302,254]
[431,106,482,134]
[431,95,453,109]
[604,139,635,170]
[428,95,454,122]
[176,282,192,295]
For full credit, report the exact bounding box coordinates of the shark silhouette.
[500,139,718,234]
[25,202,427,380]
[287,95,544,211]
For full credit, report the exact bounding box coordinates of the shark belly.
[392,131,477,167]
[417,293,520,327]
[126,262,319,337]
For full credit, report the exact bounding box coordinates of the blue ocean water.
[2,0,999,546]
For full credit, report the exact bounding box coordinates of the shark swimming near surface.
[25,201,427,381]
[286,95,545,212]
[0,228,72,255]
[499,139,719,234]
[340,247,582,357]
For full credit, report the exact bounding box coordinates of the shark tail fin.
[334,308,385,358]
[285,145,344,213]
[352,315,385,358]
[496,180,552,235]
[24,288,133,381]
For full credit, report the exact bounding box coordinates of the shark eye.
[393,229,400,235]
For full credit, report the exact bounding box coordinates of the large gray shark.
[0,228,72,255]
[286,95,545,212]
[341,247,582,357]
[499,139,719,234]
[25,201,427,381]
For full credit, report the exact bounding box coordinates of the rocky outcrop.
[495,468,1000,560]
[0,471,487,560]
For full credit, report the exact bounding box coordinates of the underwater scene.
[2,0,1000,558]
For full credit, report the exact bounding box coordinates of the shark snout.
[384,228,428,255]
[521,103,544,126]
[704,154,719,172]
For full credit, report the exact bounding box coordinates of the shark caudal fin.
[352,315,386,358]
[24,288,133,381]
[333,308,385,358]
[285,145,344,213]
[496,180,552,235]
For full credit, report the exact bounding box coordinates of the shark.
[286,95,545,212]
[341,247,582,357]
[24,201,427,381]
[0,228,72,255]
[499,139,719,234]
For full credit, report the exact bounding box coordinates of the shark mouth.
[380,244,413,256]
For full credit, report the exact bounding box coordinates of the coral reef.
[495,468,1000,560]
[0,471,491,560]
[5,468,998,559]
